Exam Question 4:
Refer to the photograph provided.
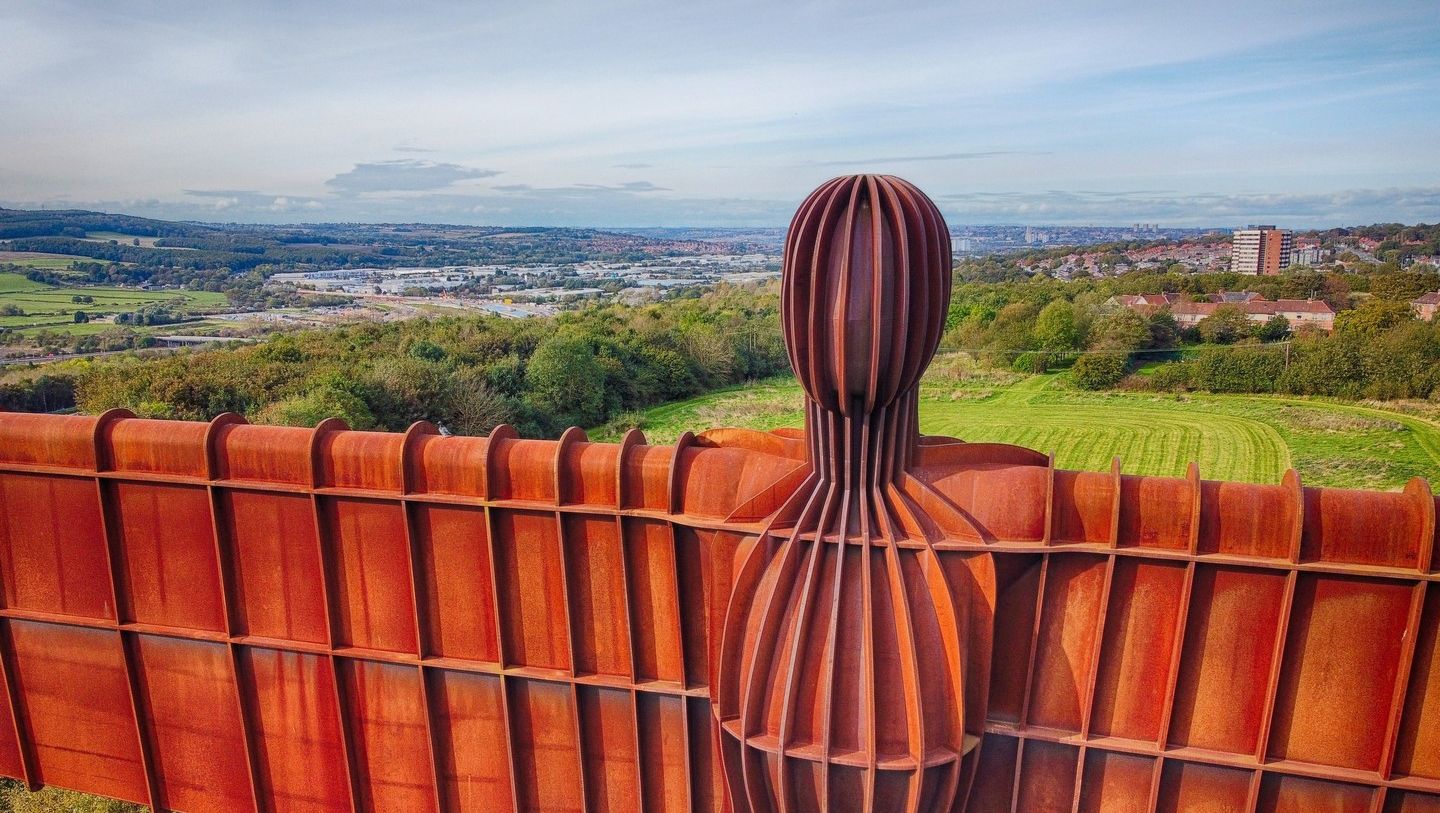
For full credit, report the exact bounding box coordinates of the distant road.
[0,348,141,367]
[3,345,190,368]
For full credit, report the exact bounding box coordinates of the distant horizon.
[3,1,1437,229]
[5,202,1432,235]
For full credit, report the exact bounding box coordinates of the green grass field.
[81,232,194,250]
[83,231,159,247]
[0,252,100,270]
[0,273,43,293]
[596,363,1440,491]
[0,272,229,336]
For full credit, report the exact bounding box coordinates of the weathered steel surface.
[0,175,1435,812]
[715,175,990,811]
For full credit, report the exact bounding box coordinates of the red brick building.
[1415,290,1440,321]
[1111,292,1335,331]
[1169,297,1334,331]
[1231,226,1293,275]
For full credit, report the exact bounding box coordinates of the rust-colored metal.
[0,175,1436,813]
[715,174,988,812]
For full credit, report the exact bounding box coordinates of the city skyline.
[3,0,1439,227]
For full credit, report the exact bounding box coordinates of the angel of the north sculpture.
[0,175,1436,813]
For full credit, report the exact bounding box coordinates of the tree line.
[937,265,1440,397]
[2,284,787,437]
[1146,301,1440,399]
[5,263,1440,425]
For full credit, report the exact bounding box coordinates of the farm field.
[0,272,229,336]
[0,250,104,269]
[82,231,161,247]
[596,366,1440,491]
[81,231,195,249]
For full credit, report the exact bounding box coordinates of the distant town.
[951,222,1217,256]
[1,207,1438,368]
[264,252,777,322]
[2,205,1439,487]
[1001,223,1426,279]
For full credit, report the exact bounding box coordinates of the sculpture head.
[781,174,952,416]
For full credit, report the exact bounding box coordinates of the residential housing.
[1231,225,1293,275]
[1110,292,1182,310]
[1414,290,1440,322]
[1110,291,1335,331]
[1290,245,1325,266]
[1110,290,1260,311]
[1289,237,1327,267]
[1019,240,1231,278]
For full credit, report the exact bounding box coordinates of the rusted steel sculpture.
[717,175,991,811]
[0,175,1436,813]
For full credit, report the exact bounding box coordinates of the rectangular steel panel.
[132,634,253,812]
[1269,574,1413,770]
[0,474,112,619]
[109,482,225,631]
[1091,560,1188,741]
[429,669,514,812]
[322,497,417,654]
[222,490,329,644]
[1169,566,1287,753]
[413,504,499,663]
[8,621,146,803]
[578,686,641,812]
[240,647,351,812]
[508,678,584,813]
[493,510,570,672]
[564,515,632,677]
[339,659,437,811]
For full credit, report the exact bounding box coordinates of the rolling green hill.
[596,366,1440,491]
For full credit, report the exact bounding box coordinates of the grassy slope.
[0,254,99,269]
[0,273,46,293]
[597,368,1440,491]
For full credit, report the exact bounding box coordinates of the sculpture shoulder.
[911,440,1436,573]
[0,411,808,523]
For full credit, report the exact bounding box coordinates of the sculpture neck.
[804,388,919,493]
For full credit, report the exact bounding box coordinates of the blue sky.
[2,0,1438,227]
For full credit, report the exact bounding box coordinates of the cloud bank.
[325,160,501,195]
[6,184,1430,230]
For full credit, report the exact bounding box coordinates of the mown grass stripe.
[600,373,1429,489]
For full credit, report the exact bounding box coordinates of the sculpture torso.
[716,175,993,812]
